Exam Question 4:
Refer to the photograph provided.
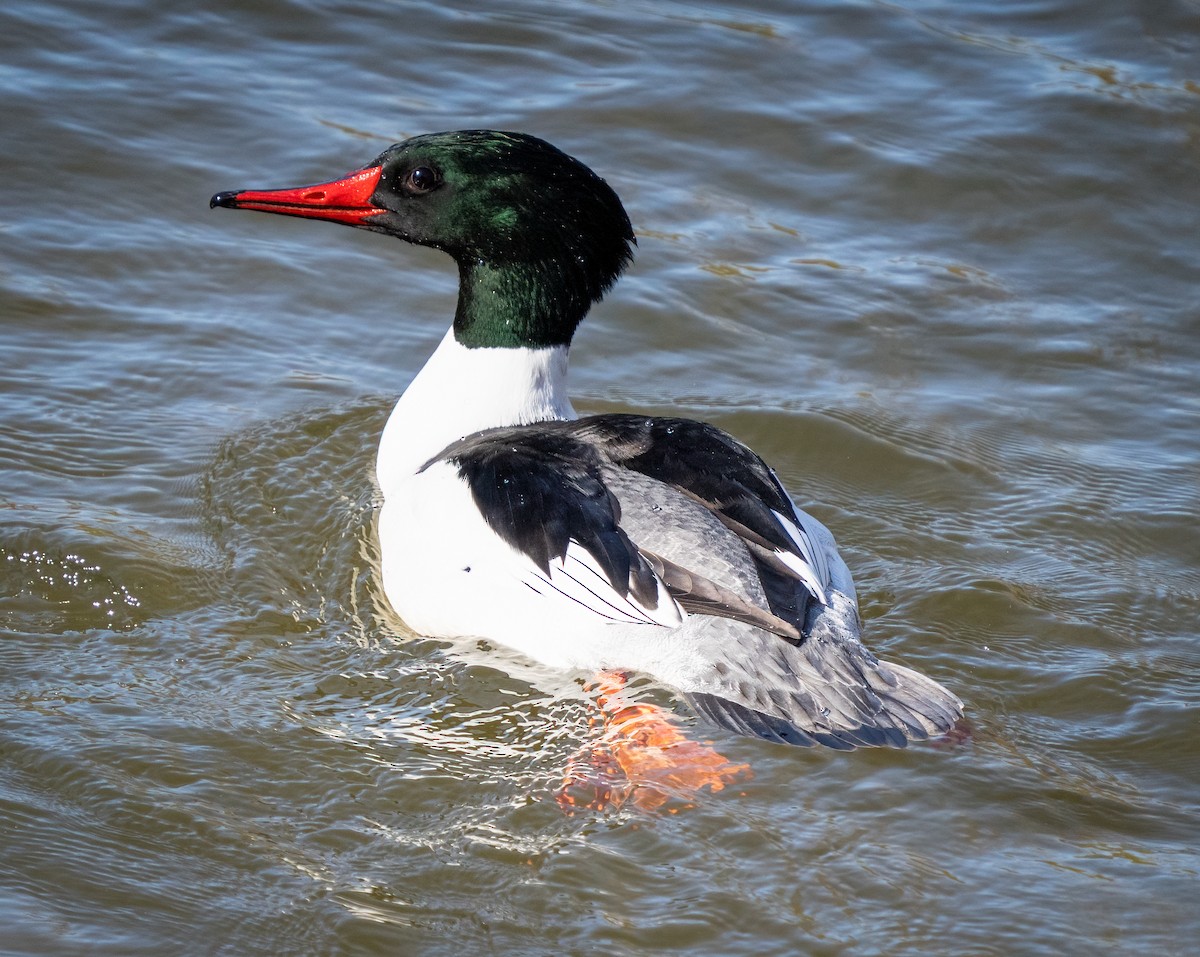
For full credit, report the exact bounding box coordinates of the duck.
[211,129,961,751]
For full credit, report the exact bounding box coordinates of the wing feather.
[640,549,802,641]
[439,427,663,611]
[440,416,837,640]
[527,543,683,627]
[572,414,834,623]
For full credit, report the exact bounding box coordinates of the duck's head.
[211,130,635,349]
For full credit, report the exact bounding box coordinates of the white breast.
[376,330,575,495]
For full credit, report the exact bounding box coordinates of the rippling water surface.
[2,1,1198,954]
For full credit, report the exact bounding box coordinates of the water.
[2,0,1198,953]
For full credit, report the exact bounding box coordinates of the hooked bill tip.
[209,191,239,209]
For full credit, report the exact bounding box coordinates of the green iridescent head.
[213,130,637,349]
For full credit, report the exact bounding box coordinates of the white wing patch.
[770,508,830,606]
[522,539,685,628]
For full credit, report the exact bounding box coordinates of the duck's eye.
[404,166,440,195]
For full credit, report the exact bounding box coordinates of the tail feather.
[684,638,963,751]
[868,659,964,739]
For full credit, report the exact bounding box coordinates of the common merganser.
[211,130,961,751]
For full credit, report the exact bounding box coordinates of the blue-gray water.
[2,1,1198,954]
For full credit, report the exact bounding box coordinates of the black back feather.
[435,425,661,609]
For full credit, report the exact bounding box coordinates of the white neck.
[376,328,576,493]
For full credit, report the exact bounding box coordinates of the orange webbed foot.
[555,671,751,814]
